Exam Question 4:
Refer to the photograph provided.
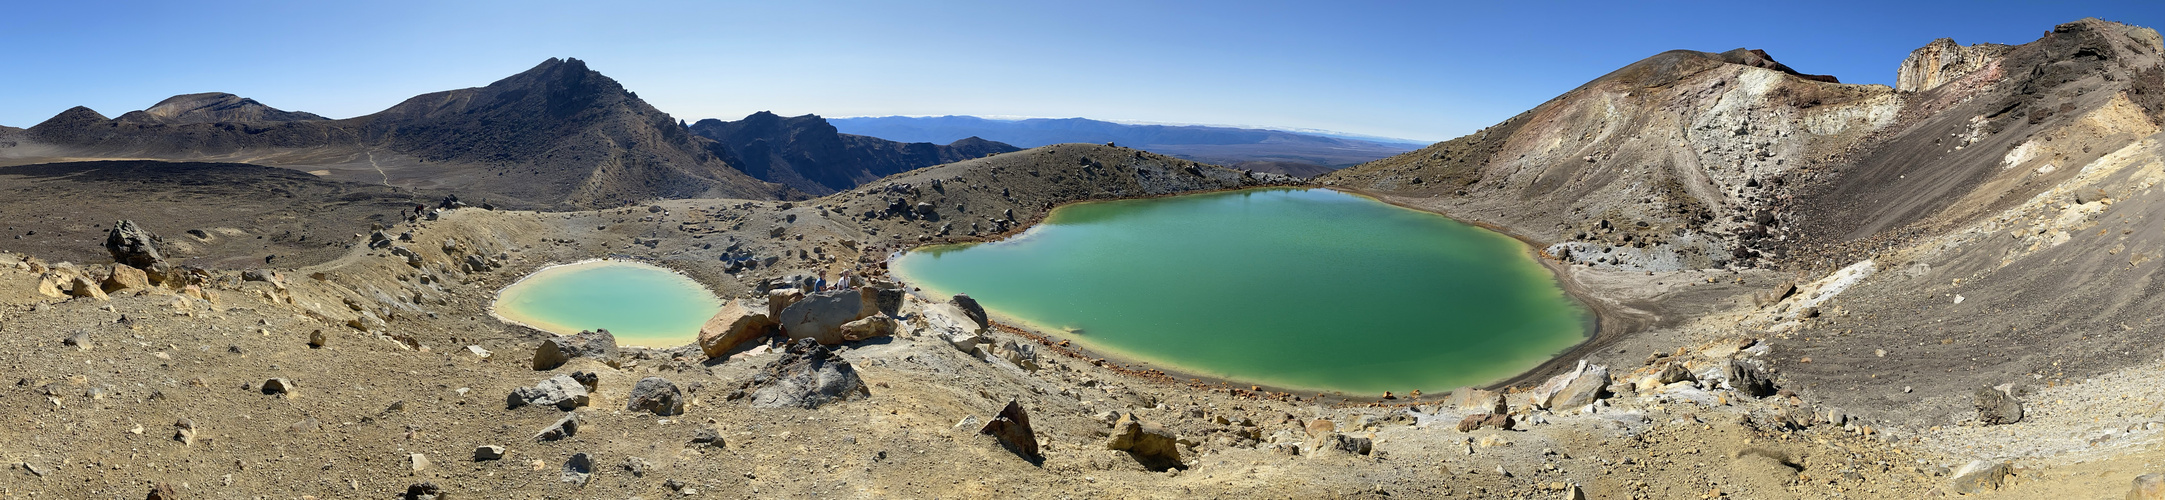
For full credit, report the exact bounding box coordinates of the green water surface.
[891,188,1590,395]
[492,260,723,348]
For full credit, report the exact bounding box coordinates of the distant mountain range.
[1,58,797,208]
[689,112,1017,195]
[828,115,1424,177]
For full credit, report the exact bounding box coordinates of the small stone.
[689,428,725,448]
[308,330,327,348]
[147,483,180,500]
[408,453,430,472]
[621,456,650,477]
[561,453,594,485]
[261,378,294,396]
[626,377,686,416]
[535,412,580,441]
[1976,385,2024,425]
[473,445,505,461]
[63,332,90,351]
[401,482,444,500]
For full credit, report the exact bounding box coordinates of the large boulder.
[104,220,170,280]
[979,400,1041,462]
[777,287,900,344]
[697,300,776,359]
[1105,413,1183,471]
[951,294,990,330]
[532,330,621,370]
[508,374,591,411]
[626,377,686,416]
[746,339,870,409]
[1531,360,1610,410]
[1976,385,2024,425]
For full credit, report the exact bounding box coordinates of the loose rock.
[532,329,620,370]
[626,377,686,416]
[979,400,1041,462]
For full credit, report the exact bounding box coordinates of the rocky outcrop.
[979,400,1041,462]
[532,330,620,370]
[1895,38,2014,92]
[104,220,169,280]
[1105,413,1183,471]
[697,300,775,359]
[626,377,685,416]
[950,294,989,330]
[508,373,593,411]
[745,339,870,409]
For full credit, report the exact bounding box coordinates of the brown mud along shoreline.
[880,183,1633,405]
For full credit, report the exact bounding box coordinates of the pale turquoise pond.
[891,188,1591,395]
[491,260,723,347]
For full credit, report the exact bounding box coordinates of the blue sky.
[2,1,2158,142]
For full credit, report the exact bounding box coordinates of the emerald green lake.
[492,260,723,348]
[891,188,1590,395]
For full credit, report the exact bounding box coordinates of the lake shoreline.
[889,186,1604,404]
[490,258,722,349]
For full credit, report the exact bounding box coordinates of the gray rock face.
[979,400,1040,462]
[508,374,592,411]
[532,329,620,370]
[747,339,870,409]
[776,289,876,344]
[951,294,989,329]
[1976,385,2024,425]
[104,220,168,277]
[1105,413,1183,471]
[1896,38,2015,92]
[626,377,685,416]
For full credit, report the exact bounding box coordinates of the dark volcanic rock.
[951,294,989,330]
[104,220,168,278]
[746,339,870,409]
[979,400,1041,462]
[626,377,686,416]
[1728,359,1777,398]
[532,330,620,370]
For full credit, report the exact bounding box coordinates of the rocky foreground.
[3,18,2164,500]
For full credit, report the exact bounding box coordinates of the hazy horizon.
[3,0,2159,143]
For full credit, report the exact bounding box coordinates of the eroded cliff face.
[1321,49,1898,271]
[1895,38,2015,93]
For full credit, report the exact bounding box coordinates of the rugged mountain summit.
[4,58,792,208]
[690,112,1019,195]
[1895,38,2016,92]
[113,92,327,125]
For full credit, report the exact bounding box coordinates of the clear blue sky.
[2,1,2158,142]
